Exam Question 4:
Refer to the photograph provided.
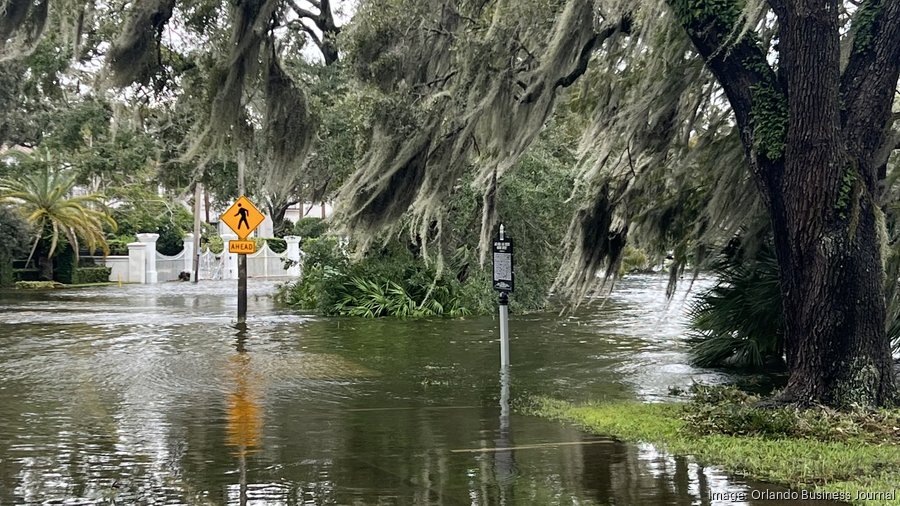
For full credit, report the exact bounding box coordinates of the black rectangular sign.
[492,237,514,292]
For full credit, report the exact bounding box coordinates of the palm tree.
[0,164,116,280]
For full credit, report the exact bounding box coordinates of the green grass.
[533,399,900,506]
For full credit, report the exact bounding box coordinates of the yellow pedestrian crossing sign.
[222,196,265,240]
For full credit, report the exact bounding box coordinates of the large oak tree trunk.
[768,0,896,407]
[668,0,900,407]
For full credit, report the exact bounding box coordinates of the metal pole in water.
[499,291,509,368]
[238,254,247,323]
[237,155,247,323]
[192,182,203,283]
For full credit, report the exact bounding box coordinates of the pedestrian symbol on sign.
[235,204,250,230]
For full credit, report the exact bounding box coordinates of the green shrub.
[106,236,135,255]
[618,245,652,276]
[74,266,112,284]
[204,234,224,254]
[277,237,474,318]
[268,237,287,253]
[292,217,328,239]
[255,237,287,253]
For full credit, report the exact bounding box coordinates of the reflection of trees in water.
[579,440,713,505]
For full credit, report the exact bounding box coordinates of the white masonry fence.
[87,234,303,284]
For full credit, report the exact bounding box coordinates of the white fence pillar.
[284,236,302,277]
[183,233,195,274]
[127,243,147,284]
[136,233,160,284]
[222,233,238,280]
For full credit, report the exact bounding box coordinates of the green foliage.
[687,242,784,369]
[15,281,62,290]
[53,243,78,284]
[851,0,883,54]
[204,234,224,254]
[292,217,328,239]
[253,237,287,253]
[0,204,30,286]
[332,276,471,318]
[51,245,109,284]
[618,246,652,276]
[683,384,900,445]
[689,241,900,368]
[109,186,193,256]
[277,237,474,318]
[265,237,287,253]
[13,268,39,282]
[750,83,788,162]
[836,168,857,220]
[0,160,116,272]
[670,0,742,30]
[106,236,135,256]
[535,397,900,506]
[72,267,112,284]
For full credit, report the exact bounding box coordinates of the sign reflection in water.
[227,323,263,506]
[494,366,516,505]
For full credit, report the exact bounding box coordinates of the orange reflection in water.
[225,352,263,457]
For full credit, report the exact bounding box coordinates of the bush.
[292,217,328,239]
[204,234,224,254]
[52,245,111,284]
[277,237,473,318]
[74,266,112,284]
[106,236,135,255]
[256,237,286,253]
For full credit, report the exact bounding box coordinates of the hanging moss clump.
[207,0,277,142]
[105,0,176,87]
[0,0,48,61]
[262,42,316,196]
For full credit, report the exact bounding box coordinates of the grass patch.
[15,281,64,289]
[531,391,900,506]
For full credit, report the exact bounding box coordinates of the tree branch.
[666,0,783,174]
[287,0,319,21]
[286,0,340,65]
[840,0,900,184]
[519,16,629,104]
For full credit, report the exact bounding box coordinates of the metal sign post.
[492,224,514,369]
[222,196,265,323]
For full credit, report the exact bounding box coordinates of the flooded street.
[0,276,841,505]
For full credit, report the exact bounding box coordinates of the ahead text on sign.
[229,240,257,254]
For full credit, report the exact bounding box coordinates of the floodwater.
[0,275,843,505]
